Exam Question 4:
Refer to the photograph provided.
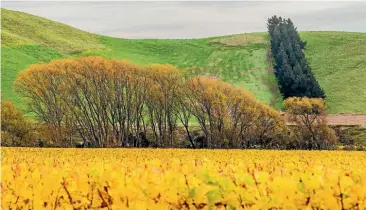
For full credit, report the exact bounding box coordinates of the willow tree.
[15,60,73,144]
[15,57,148,147]
[185,76,286,148]
[144,64,182,147]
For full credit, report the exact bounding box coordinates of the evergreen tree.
[306,70,325,98]
[287,18,307,49]
[267,15,279,36]
[288,50,297,68]
[267,15,325,99]
[291,62,309,97]
[271,26,281,55]
[286,19,300,45]
[310,80,326,98]
[275,42,286,76]
[293,43,303,61]
[278,55,293,98]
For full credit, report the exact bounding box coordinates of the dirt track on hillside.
[283,114,366,126]
[326,114,366,125]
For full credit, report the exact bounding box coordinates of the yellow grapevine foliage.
[2,148,366,210]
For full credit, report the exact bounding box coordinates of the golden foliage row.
[2,148,366,209]
[14,56,286,148]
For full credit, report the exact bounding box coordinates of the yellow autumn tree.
[15,59,79,146]
[284,97,337,149]
[186,76,287,148]
[144,64,182,147]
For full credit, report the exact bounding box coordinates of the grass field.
[1,9,279,112]
[1,8,366,114]
[301,32,366,114]
[2,148,366,209]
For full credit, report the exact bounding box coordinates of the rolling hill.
[1,8,280,112]
[1,8,365,114]
[300,32,366,114]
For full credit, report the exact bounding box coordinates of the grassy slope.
[301,32,366,114]
[1,9,105,108]
[90,34,279,106]
[1,8,279,112]
[1,9,365,114]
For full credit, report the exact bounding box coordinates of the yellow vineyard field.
[1,148,366,209]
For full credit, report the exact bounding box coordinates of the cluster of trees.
[267,16,325,99]
[14,56,288,148]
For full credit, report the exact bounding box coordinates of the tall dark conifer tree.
[268,15,325,99]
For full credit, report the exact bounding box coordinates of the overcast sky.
[2,1,366,38]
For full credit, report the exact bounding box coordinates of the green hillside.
[1,8,105,109]
[1,8,279,112]
[1,8,365,114]
[300,32,366,114]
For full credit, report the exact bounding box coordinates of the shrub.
[1,100,37,146]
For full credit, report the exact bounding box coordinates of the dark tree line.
[267,16,325,99]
